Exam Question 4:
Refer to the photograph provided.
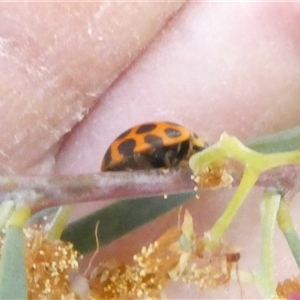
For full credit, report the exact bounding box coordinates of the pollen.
[88,210,240,299]
[0,209,239,299]
[194,161,233,190]
[0,228,80,299]
[277,276,300,299]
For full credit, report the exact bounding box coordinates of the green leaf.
[61,192,195,254]
[0,227,27,300]
[246,126,300,153]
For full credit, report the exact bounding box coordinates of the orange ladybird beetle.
[101,121,207,171]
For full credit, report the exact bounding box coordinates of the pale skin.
[2,2,300,298]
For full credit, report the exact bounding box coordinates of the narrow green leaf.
[246,126,300,153]
[0,227,27,300]
[61,192,195,254]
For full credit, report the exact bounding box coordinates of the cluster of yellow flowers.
[0,211,239,299]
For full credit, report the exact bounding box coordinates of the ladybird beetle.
[101,121,207,171]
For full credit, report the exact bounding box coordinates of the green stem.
[277,200,300,269]
[255,191,280,299]
[7,205,31,227]
[46,205,74,240]
[208,167,259,243]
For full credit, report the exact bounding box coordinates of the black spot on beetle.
[136,123,157,134]
[118,139,136,156]
[164,127,181,138]
[144,134,164,148]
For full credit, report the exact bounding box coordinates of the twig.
[0,169,194,213]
